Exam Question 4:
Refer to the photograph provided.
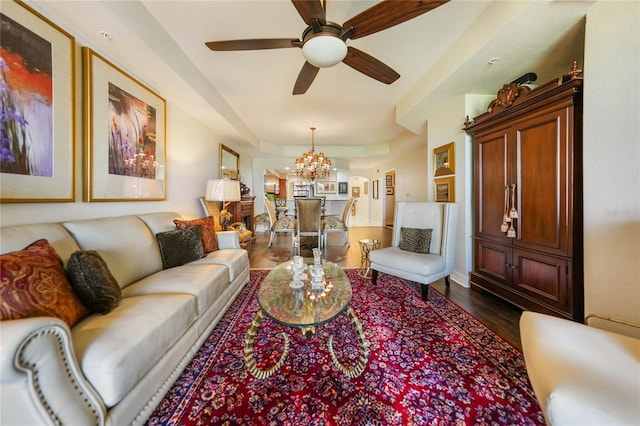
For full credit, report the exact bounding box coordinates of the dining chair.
[295,197,323,250]
[323,197,357,247]
[263,195,296,247]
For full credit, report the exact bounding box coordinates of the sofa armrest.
[1,318,106,426]
[520,311,640,426]
[217,230,240,249]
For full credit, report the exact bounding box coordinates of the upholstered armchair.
[323,197,357,247]
[369,202,458,301]
[263,195,296,247]
[198,197,253,249]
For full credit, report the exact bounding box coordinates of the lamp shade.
[205,179,241,202]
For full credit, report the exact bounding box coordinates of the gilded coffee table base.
[244,307,369,379]
[243,310,290,380]
[328,308,370,378]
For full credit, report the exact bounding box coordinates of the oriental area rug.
[147,269,544,425]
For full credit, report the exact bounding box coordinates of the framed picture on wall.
[434,176,455,202]
[386,175,393,186]
[434,142,455,176]
[316,181,336,194]
[83,47,167,201]
[386,186,394,196]
[372,180,379,199]
[0,1,76,202]
[352,186,360,197]
[338,181,348,194]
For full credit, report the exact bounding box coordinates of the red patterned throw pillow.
[0,239,89,327]
[173,216,219,253]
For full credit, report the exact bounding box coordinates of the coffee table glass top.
[258,260,351,329]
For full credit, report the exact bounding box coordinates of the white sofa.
[0,212,249,426]
[520,311,640,426]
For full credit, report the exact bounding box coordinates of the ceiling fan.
[205,0,450,95]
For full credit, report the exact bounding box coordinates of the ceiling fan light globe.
[302,34,347,68]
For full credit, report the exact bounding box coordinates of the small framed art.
[338,181,348,194]
[434,142,455,176]
[434,176,455,202]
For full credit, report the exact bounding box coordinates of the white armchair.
[370,202,458,300]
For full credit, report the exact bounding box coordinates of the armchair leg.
[445,275,450,287]
[421,285,429,301]
[371,270,378,285]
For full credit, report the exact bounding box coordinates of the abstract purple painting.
[0,13,53,177]
[108,82,157,179]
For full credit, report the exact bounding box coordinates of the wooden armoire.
[464,68,583,321]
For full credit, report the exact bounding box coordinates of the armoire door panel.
[475,130,508,242]
[474,240,509,285]
[514,109,569,256]
[513,249,569,311]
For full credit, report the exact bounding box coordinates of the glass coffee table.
[244,260,369,379]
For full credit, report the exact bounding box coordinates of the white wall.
[582,2,640,335]
[369,137,429,227]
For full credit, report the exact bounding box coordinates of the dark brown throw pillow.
[67,251,121,315]
[156,226,205,269]
[399,227,433,254]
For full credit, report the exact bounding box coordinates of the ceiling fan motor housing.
[301,22,348,68]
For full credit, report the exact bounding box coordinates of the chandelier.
[294,127,332,181]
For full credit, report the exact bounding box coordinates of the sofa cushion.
[63,216,163,288]
[192,248,249,284]
[121,263,229,316]
[174,216,218,253]
[0,223,81,266]
[156,227,205,269]
[399,227,433,254]
[67,251,121,314]
[369,247,446,277]
[71,294,197,408]
[137,212,183,235]
[0,240,88,327]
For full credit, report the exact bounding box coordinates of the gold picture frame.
[0,1,75,202]
[434,176,455,202]
[83,47,166,201]
[434,142,455,176]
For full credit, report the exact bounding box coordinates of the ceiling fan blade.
[293,62,320,95]
[291,0,326,26]
[205,38,300,51]
[342,47,400,85]
[343,0,449,40]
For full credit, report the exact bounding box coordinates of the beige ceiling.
[31,0,593,170]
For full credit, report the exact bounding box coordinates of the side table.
[358,239,381,278]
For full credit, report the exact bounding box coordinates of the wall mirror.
[220,144,239,180]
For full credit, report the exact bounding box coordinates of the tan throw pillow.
[174,216,218,253]
[67,251,121,315]
[156,226,205,269]
[399,227,433,254]
[0,239,89,327]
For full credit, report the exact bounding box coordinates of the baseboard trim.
[451,270,470,288]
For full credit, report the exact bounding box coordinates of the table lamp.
[205,179,241,230]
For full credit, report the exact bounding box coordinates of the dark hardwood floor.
[248,226,524,350]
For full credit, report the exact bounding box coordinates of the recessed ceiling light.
[488,58,499,65]
[99,30,112,40]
